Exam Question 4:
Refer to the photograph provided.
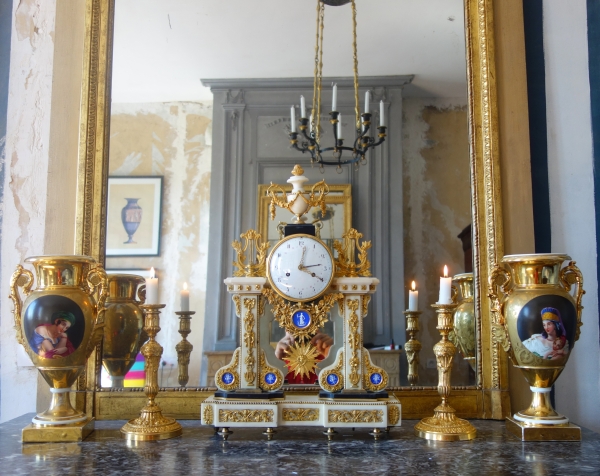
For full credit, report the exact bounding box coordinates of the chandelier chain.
[352,0,361,129]
[312,0,325,144]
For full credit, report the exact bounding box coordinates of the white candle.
[180,282,190,312]
[337,113,343,139]
[438,265,452,304]
[380,100,385,127]
[309,112,314,133]
[145,267,158,305]
[332,83,338,111]
[300,95,306,118]
[365,90,370,113]
[290,106,296,132]
[408,280,418,311]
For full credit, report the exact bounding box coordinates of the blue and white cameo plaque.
[326,373,339,386]
[265,372,277,385]
[369,373,383,385]
[292,310,311,329]
[222,372,235,385]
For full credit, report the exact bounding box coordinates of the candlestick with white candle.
[337,113,343,139]
[332,83,338,111]
[300,95,306,118]
[438,265,452,304]
[145,267,159,304]
[408,280,419,311]
[180,282,190,312]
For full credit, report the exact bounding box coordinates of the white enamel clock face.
[266,234,335,302]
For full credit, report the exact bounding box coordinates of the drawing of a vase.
[121,198,142,244]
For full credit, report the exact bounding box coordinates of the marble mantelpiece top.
[1,414,599,475]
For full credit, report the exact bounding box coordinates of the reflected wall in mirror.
[80,0,510,420]
[104,0,472,389]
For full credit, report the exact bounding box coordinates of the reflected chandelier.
[289,0,387,171]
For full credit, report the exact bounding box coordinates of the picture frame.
[257,184,352,251]
[105,268,154,279]
[106,176,163,256]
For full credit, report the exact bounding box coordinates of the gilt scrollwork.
[262,288,342,342]
[333,228,372,277]
[232,229,270,277]
[319,350,344,392]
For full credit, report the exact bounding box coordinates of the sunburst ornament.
[284,342,320,380]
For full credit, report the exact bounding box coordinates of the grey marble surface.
[1,415,599,475]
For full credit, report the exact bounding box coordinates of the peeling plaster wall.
[402,97,473,386]
[106,102,212,387]
[0,0,56,422]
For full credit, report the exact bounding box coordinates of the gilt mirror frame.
[74,0,511,420]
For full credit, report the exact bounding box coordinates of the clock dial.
[266,234,334,302]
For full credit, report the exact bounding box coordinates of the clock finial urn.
[267,165,329,224]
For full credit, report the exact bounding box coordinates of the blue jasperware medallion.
[222,372,235,385]
[326,373,339,386]
[369,373,383,385]
[265,372,277,385]
[292,310,311,329]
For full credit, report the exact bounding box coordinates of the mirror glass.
[102,0,474,389]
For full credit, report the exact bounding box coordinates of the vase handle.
[451,284,459,303]
[488,265,513,353]
[560,261,585,342]
[86,265,109,324]
[137,284,147,305]
[9,265,35,347]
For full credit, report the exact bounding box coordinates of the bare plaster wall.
[105,101,212,387]
[0,0,57,422]
[402,97,473,386]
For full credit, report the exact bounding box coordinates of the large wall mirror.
[77,0,510,420]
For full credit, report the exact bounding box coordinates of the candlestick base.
[121,404,183,441]
[414,403,477,441]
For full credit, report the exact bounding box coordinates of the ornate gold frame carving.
[76,0,510,421]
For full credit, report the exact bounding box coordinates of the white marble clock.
[266,234,334,302]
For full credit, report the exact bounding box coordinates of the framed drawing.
[106,268,154,279]
[257,184,352,252]
[106,176,163,256]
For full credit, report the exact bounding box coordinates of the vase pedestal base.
[22,418,95,443]
[506,416,581,441]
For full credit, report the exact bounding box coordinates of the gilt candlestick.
[175,311,195,387]
[414,302,476,441]
[403,310,422,386]
[121,304,182,441]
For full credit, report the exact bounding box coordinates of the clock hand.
[301,264,322,268]
[299,267,324,282]
[298,246,306,269]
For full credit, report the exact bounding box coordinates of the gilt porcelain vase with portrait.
[489,254,584,426]
[10,256,108,426]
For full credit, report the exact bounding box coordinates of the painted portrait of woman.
[522,307,569,360]
[30,311,77,359]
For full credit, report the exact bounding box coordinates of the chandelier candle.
[332,83,338,111]
[290,106,296,133]
[300,95,306,118]
[337,114,343,139]
[380,100,385,127]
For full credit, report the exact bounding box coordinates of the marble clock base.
[201,394,401,440]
